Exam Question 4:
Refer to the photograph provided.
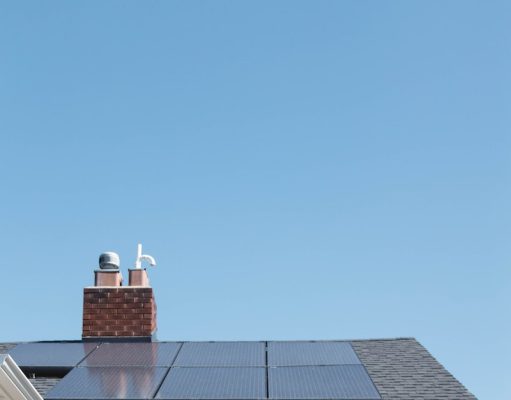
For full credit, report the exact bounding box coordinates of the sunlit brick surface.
[82,287,157,338]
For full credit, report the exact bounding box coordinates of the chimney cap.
[99,252,120,270]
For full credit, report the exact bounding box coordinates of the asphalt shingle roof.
[0,339,476,400]
[352,338,476,400]
[0,343,15,353]
[29,378,61,397]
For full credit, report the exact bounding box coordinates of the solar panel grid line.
[151,343,185,399]
[75,342,102,367]
[264,341,270,399]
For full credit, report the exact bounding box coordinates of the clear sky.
[0,1,509,399]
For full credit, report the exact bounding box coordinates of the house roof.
[0,338,476,400]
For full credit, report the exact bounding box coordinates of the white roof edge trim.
[0,355,43,400]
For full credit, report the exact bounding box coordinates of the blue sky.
[0,1,509,399]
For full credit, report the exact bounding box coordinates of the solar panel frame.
[8,342,99,369]
[45,366,168,399]
[79,342,182,367]
[173,342,266,367]
[269,365,381,399]
[267,341,362,366]
[156,367,267,399]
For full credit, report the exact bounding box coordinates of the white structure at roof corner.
[134,243,157,269]
[0,354,43,400]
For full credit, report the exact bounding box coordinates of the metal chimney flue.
[99,252,120,270]
[95,251,122,286]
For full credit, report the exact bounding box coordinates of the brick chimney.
[82,250,157,341]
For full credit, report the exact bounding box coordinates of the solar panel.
[269,365,381,399]
[45,367,168,399]
[156,367,266,399]
[8,342,98,369]
[80,342,181,367]
[173,342,265,367]
[267,341,361,366]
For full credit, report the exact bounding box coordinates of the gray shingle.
[29,378,61,397]
[0,343,16,354]
[351,338,477,400]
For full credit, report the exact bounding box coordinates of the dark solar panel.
[80,342,181,367]
[269,365,381,399]
[268,341,361,366]
[173,342,265,367]
[45,367,168,399]
[156,367,266,399]
[8,342,98,368]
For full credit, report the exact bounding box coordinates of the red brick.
[83,285,156,338]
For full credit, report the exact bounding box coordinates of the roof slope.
[1,339,476,400]
[352,338,476,400]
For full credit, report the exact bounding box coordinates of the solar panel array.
[8,341,381,400]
